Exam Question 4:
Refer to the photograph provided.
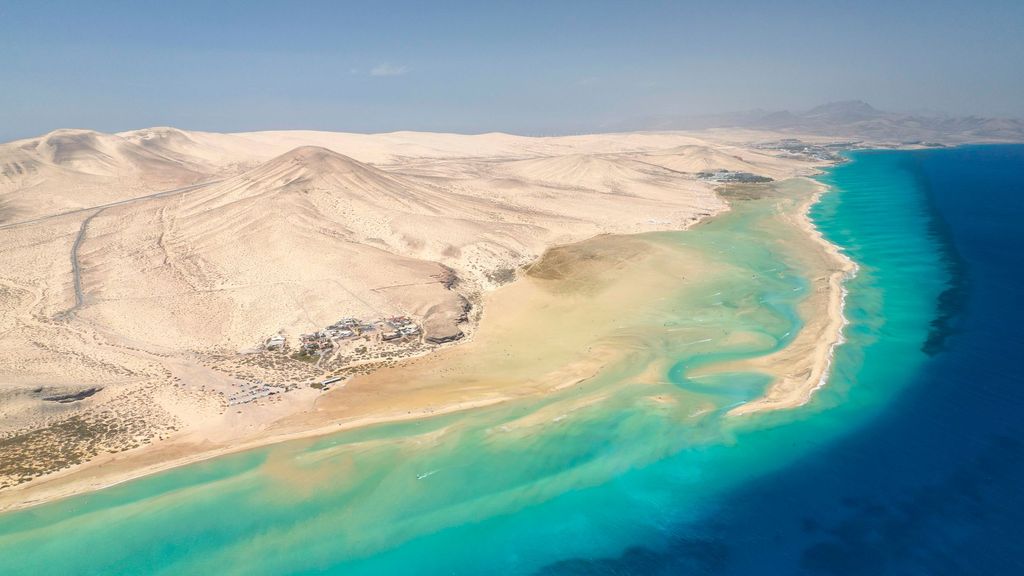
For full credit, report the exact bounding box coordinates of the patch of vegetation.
[486,267,517,285]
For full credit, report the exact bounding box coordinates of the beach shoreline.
[0,173,850,513]
[0,203,732,514]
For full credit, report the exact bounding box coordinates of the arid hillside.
[0,127,827,491]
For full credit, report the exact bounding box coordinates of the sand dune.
[497,153,683,195]
[0,129,215,223]
[71,143,734,350]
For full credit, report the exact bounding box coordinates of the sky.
[2,0,1023,141]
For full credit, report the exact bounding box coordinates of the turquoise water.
[541,145,1024,574]
[1,147,1010,574]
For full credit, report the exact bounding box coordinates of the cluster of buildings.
[299,332,336,354]
[755,139,846,162]
[381,316,420,341]
[696,169,773,183]
[299,316,382,354]
[325,317,374,338]
[263,315,423,355]
[244,314,436,400]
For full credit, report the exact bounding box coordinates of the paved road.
[0,179,223,231]
[66,207,106,313]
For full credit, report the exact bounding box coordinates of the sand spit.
[722,179,856,416]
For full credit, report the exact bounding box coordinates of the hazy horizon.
[3,0,1023,141]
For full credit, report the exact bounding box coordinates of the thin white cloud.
[370,63,409,77]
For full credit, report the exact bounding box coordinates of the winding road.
[0,179,225,317]
[66,207,106,313]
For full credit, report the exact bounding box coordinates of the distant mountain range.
[616,101,1024,143]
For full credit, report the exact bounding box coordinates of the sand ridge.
[709,179,857,415]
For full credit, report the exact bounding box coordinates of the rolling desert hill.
[634,144,797,180]
[70,142,750,350]
[0,129,212,223]
[76,146,479,350]
[496,153,683,194]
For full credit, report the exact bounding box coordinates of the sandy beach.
[0,181,851,513]
[0,128,850,512]
[0,228,717,511]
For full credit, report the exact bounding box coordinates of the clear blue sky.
[2,0,1022,140]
